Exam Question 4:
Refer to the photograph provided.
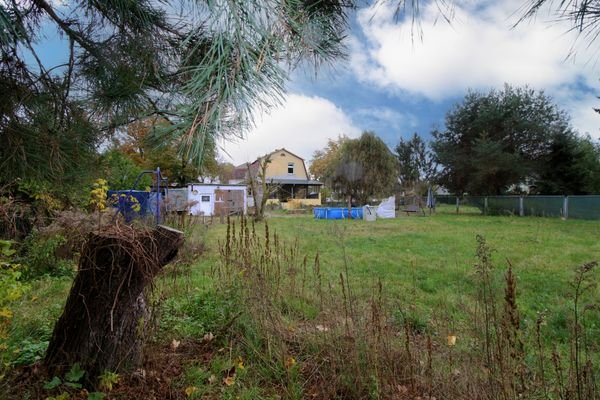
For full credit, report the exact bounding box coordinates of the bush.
[0,240,30,368]
[24,232,74,279]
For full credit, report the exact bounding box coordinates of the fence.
[435,195,600,220]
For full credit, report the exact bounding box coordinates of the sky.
[30,0,600,168]
[221,0,600,167]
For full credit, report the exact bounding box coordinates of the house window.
[201,195,210,202]
[288,162,294,175]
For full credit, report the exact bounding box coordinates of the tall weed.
[208,216,597,399]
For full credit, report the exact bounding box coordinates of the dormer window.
[288,162,294,175]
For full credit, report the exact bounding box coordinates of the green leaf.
[43,376,62,390]
[65,381,82,389]
[65,363,85,383]
[0,240,15,257]
[88,392,106,400]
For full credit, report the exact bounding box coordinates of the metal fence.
[436,195,600,220]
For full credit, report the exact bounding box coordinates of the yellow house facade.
[233,148,322,209]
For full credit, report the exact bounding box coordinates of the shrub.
[0,240,30,368]
[24,232,74,279]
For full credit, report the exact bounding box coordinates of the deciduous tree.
[309,135,350,182]
[332,131,397,206]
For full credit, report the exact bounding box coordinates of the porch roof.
[267,178,323,186]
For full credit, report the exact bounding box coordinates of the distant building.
[232,148,322,209]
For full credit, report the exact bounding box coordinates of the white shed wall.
[187,184,247,216]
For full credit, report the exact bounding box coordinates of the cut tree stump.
[44,224,184,386]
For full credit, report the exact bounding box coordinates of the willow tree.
[332,131,398,206]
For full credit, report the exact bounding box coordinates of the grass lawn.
[3,208,599,399]
[196,207,600,341]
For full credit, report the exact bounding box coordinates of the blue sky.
[222,0,600,166]
[30,1,600,167]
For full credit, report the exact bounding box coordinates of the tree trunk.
[44,225,184,386]
[347,195,352,219]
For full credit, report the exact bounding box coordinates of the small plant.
[44,363,85,390]
[569,261,598,400]
[10,339,49,366]
[89,179,109,212]
[98,370,120,392]
[43,363,107,399]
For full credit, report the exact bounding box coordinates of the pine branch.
[32,0,101,59]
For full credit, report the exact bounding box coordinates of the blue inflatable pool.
[313,207,363,220]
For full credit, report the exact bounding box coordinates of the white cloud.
[350,0,595,100]
[355,107,418,131]
[566,97,600,140]
[220,94,361,166]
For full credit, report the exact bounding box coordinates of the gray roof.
[267,178,322,185]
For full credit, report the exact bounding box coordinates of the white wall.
[187,184,247,216]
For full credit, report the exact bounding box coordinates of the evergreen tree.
[432,85,573,195]
[395,133,436,191]
[0,0,352,190]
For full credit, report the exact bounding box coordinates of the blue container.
[108,190,157,222]
[313,207,363,220]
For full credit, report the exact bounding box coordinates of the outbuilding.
[187,183,247,216]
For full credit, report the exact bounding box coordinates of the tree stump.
[44,224,184,385]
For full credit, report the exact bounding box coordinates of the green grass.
[2,211,598,398]
[6,212,599,349]
[2,276,72,367]
[196,210,599,343]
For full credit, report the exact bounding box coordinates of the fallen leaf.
[315,324,329,332]
[236,356,245,370]
[203,332,214,342]
[397,385,408,394]
[223,376,235,386]
[447,335,457,347]
[171,339,181,350]
[285,356,296,369]
[184,386,197,397]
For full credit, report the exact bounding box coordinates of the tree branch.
[32,0,101,59]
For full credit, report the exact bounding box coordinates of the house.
[186,183,247,216]
[232,148,322,209]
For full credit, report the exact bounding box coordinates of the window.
[288,162,294,175]
[201,195,210,202]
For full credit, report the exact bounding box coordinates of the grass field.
[195,208,600,340]
[2,208,599,399]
